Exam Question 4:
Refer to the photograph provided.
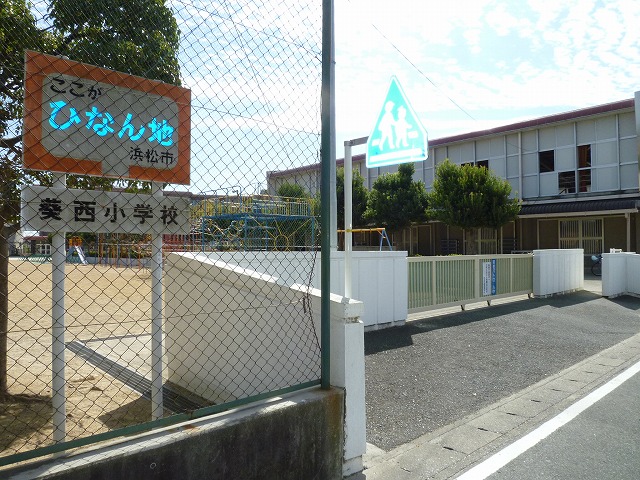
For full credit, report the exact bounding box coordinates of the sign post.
[342,78,428,297]
[21,51,192,438]
[150,183,164,421]
[343,137,368,299]
[51,173,67,444]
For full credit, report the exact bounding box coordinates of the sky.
[21,0,640,194]
[334,0,640,158]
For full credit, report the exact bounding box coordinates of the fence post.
[431,258,437,307]
[320,0,335,389]
[329,296,365,477]
[510,256,514,293]
[474,257,480,301]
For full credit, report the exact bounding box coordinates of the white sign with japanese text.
[482,260,497,296]
[21,186,191,235]
[41,74,179,176]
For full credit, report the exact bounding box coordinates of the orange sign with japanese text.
[23,50,191,185]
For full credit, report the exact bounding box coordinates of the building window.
[558,171,576,194]
[578,145,591,167]
[476,160,489,169]
[578,169,591,193]
[577,145,591,192]
[539,150,555,172]
[37,243,51,255]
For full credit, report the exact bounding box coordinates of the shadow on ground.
[364,289,640,450]
[0,395,52,455]
[366,290,605,355]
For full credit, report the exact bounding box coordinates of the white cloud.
[165,0,640,165]
[334,0,640,159]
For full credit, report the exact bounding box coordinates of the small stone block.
[435,424,500,455]
[468,410,527,434]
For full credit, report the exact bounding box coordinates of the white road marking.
[457,358,640,479]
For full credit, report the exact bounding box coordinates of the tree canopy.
[426,160,521,230]
[364,163,428,231]
[276,182,310,200]
[336,167,368,229]
[48,0,181,85]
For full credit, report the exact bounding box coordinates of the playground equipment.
[66,236,88,265]
[197,194,317,251]
[53,194,318,270]
[337,227,393,251]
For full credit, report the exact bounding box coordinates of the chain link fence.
[1,0,323,466]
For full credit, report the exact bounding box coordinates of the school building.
[266,93,640,259]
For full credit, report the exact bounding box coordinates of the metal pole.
[151,183,164,419]
[51,173,66,444]
[343,136,368,299]
[344,142,352,298]
[320,0,335,389]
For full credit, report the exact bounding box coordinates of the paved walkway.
[355,277,640,479]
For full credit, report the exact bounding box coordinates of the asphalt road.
[485,363,640,480]
[364,291,640,451]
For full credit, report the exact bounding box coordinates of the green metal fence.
[1,0,325,468]
[408,254,534,312]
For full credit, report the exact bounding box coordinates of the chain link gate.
[1,0,324,466]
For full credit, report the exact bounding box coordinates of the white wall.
[164,253,319,403]
[601,252,640,297]
[533,249,584,296]
[202,250,408,329]
[164,252,367,476]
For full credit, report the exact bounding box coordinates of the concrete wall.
[7,389,345,480]
[533,248,584,296]
[329,251,407,330]
[165,252,367,475]
[201,250,407,330]
[164,253,320,404]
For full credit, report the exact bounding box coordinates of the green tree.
[276,182,309,200]
[336,167,368,229]
[426,160,521,252]
[364,163,428,231]
[0,0,181,399]
[48,0,180,84]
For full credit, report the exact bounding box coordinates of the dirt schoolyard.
[2,259,154,458]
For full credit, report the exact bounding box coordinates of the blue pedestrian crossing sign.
[366,76,428,168]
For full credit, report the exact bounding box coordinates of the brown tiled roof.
[520,197,640,216]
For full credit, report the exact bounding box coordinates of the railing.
[408,254,534,313]
[198,195,314,217]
